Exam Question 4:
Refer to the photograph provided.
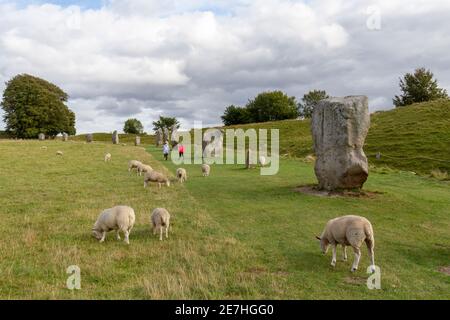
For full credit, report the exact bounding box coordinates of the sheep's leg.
[124,230,130,245]
[366,238,376,273]
[158,183,162,189]
[159,226,163,241]
[351,247,361,272]
[116,230,121,241]
[331,244,337,267]
[100,231,106,243]
[342,245,348,261]
[165,222,170,239]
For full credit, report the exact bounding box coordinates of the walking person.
[178,143,185,159]
[162,141,170,161]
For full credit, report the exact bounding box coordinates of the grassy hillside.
[0,140,448,299]
[67,100,449,175]
[223,99,450,175]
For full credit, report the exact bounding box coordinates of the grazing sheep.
[104,153,112,162]
[41,146,48,150]
[176,168,187,183]
[137,163,153,176]
[259,155,267,167]
[144,170,171,188]
[317,215,375,272]
[201,164,210,177]
[56,151,64,156]
[151,208,171,241]
[92,206,135,244]
[128,160,142,174]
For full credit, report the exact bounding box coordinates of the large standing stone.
[155,129,163,146]
[163,128,169,144]
[62,133,69,142]
[311,96,370,190]
[135,136,141,146]
[246,149,257,169]
[112,131,120,144]
[86,134,93,143]
[38,133,45,141]
[170,125,179,147]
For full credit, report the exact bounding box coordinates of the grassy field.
[0,139,448,299]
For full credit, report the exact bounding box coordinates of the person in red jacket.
[178,143,185,159]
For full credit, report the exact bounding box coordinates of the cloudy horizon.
[0,0,449,133]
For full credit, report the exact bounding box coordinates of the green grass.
[0,139,448,299]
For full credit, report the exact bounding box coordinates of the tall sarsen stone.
[311,96,370,190]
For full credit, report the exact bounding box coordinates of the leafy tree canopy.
[221,91,299,125]
[246,91,299,123]
[221,105,251,126]
[394,68,448,107]
[1,74,76,138]
[298,90,330,118]
[124,118,144,134]
[152,116,180,133]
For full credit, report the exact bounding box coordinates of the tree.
[152,116,180,132]
[393,68,448,107]
[298,90,330,118]
[1,74,76,138]
[124,118,144,134]
[245,91,299,123]
[221,105,250,126]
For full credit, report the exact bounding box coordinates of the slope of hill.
[69,100,450,175]
[224,99,450,175]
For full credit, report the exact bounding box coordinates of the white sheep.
[104,153,112,162]
[128,160,142,175]
[137,163,153,176]
[176,168,187,183]
[92,206,135,244]
[56,151,64,156]
[317,215,375,272]
[151,208,171,241]
[144,170,170,188]
[41,146,48,150]
[201,164,210,177]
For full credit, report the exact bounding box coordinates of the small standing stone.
[135,136,141,146]
[112,131,120,145]
[38,133,45,141]
[86,134,93,143]
[62,133,69,142]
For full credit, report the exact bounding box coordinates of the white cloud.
[0,0,449,133]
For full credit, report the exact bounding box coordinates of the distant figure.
[178,143,185,159]
[162,141,170,161]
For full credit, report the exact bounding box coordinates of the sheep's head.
[316,236,329,254]
[92,229,103,240]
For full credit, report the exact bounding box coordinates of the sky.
[0,0,449,133]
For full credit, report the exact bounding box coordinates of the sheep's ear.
[315,236,321,240]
